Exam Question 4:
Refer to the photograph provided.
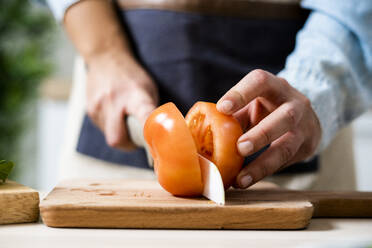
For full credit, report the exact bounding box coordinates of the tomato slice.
[185,102,244,189]
[144,102,244,196]
[144,103,203,196]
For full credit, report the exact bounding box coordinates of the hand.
[217,69,321,188]
[86,52,158,150]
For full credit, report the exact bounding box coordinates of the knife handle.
[126,115,154,167]
[126,115,145,148]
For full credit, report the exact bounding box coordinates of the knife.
[126,115,225,205]
[126,115,154,167]
[198,154,225,205]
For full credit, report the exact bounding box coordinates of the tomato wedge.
[144,103,203,196]
[144,102,244,196]
[185,102,244,189]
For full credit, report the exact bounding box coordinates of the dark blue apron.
[77,8,318,174]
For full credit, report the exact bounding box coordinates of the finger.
[104,102,136,150]
[125,89,157,124]
[89,101,105,132]
[232,180,241,189]
[233,97,273,131]
[86,90,105,130]
[103,87,156,150]
[285,137,319,167]
[217,69,285,114]
[110,89,156,150]
[237,100,304,157]
[235,130,304,189]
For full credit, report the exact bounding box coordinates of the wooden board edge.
[302,191,372,217]
[40,202,314,230]
[0,191,40,225]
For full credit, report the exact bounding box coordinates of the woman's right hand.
[85,51,158,150]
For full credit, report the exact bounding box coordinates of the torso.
[77,1,317,173]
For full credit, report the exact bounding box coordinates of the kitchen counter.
[1,219,371,248]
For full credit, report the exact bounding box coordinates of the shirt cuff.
[278,65,341,155]
[46,0,80,22]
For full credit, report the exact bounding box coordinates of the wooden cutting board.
[0,181,40,224]
[40,179,372,230]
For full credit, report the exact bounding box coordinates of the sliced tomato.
[144,102,244,196]
[185,102,244,189]
[144,102,203,196]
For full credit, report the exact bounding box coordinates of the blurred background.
[0,0,73,190]
[1,0,371,192]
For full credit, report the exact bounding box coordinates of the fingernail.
[240,175,253,188]
[219,100,233,113]
[238,140,254,156]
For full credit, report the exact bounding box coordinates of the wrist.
[86,49,157,96]
[85,44,134,68]
[86,48,143,78]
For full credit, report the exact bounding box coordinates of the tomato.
[144,102,244,196]
[185,102,244,189]
[144,103,203,196]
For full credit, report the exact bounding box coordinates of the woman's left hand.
[217,69,322,188]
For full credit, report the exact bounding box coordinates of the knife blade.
[126,115,225,205]
[198,154,225,205]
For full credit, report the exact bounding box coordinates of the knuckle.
[106,135,122,148]
[86,100,100,119]
[303,140,318,157]
[301,145,312,158]
[310,139,319,154]
[282,80,292,90]
[279,144,295,165]
[257,127,271,145]
[251,69,269,86]
[279,76,289,84]
[284,106,298,128]
[278,76,290,87]
[86,105,95,118]
[103,88,116,101]
[231,89,247,106]
[258,164,269,179]
[302,97,312,109]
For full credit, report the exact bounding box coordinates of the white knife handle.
[126,115,154,167]
[126,115,145,148]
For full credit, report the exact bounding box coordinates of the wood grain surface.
[0,181,40,224]
[40,179,372,230]
[40,179,313,229]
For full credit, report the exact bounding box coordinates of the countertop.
[1,219,372,248]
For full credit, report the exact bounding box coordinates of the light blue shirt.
[279,0,372,151]
[47,0,372,153]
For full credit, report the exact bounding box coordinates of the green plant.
[0,160,14,183]
[0,0,54,179]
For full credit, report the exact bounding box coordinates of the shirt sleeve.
[46,0,80,21]
[278,0,372,153]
